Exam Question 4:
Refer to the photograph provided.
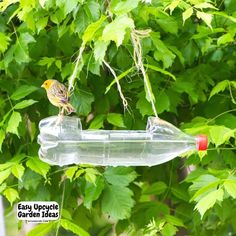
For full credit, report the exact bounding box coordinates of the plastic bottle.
[37,116,207,166]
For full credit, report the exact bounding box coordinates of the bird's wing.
[51,82,68,104]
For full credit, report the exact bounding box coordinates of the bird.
[41,79,75,115]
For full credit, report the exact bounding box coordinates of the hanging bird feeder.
[37,116,207,166]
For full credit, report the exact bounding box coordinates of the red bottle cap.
[196,135,208,151]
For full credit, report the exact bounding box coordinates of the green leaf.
[11,164,25,180]
[224,179,236,198]
[13,33,35,64]
[94,40,109,64]
[107,113,126,128]
[20,169,42,191]
[156,15,178,35]
[191,180,220,202]
[87,0,100,21]
[0,129,5,152]
[194,188,224,218]
[3,188,19,205]
[182,7,193,23]
[215,113,236,130]
[144,73,155,103]
[75,169,85,179]
[11,85,38,100]
[89,114,106,129]
[195,2,217,10]
[82,15,106,44]
[136,92,154,117]
[14,99,38,109]
[0,162,13,171]
[84,176,105,209]
[38,57,56,68]
[102,184,134,220]
[0,0,19,11]
[0,168,11,185]
[182,40,199,65]
[231,81,236,89]
[209,80,229,99]
[144,64,176,80]
[105,67,134,94]
[73,90,94,116]
[212,11,236,23]
[188,174,219,191]
[165,0,180,14]
[162,222,178,236]
[142,181,167,195]
[165,215,185,227]
[10,153,26,163]
[60,219,90,236]
[171,187,190,202]
[217,33,234,46]
[6,111,22,137]
[88,56,100,76]
[26,157,50,179]
[27,222,56,236]
[61,208,72,220]
[102,15,134,47]
[84,168,100,184]
[209,126,234,147]
[55,0,78,16]
[104,167,137,187]
[63,0,78,15]
[36,16,48,32]
[151,33,176,68]
[0,32,11,53]
[0,183,7,194]
[14,42,30,64]
[110,0,139,15]
[55,60,62,70]
[65,166,78,182]
[196,11,212,29]
[156,91,170,114]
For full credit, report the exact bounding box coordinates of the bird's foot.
[55,113,64,126]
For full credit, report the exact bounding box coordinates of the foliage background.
[0,0,236,235]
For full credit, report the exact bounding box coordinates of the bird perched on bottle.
[41,79,75,115]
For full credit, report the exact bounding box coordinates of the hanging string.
[131,29,158,118]
[103,60,129,111]
[68,43,85,95]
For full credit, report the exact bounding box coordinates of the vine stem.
[103,59,128,110]
[55,180,66,236]
[207,108,236,124]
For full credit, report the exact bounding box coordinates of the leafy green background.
[0,0,236,235]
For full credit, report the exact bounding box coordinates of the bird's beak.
[41,84,45,88]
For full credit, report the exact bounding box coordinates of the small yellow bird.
[41,79,75,115]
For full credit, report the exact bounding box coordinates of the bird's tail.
[65,103,76,114]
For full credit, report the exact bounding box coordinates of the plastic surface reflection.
[37,116,206,166]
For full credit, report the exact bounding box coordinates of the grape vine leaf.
[194,188,224,218]
[104,167,137,187]
[6,111,22,137]
[102,184,135,220]
[102,15,134,47]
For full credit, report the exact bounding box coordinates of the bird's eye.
[45,82,48,85]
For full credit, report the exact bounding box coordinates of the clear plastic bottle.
[37,116,207,166]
